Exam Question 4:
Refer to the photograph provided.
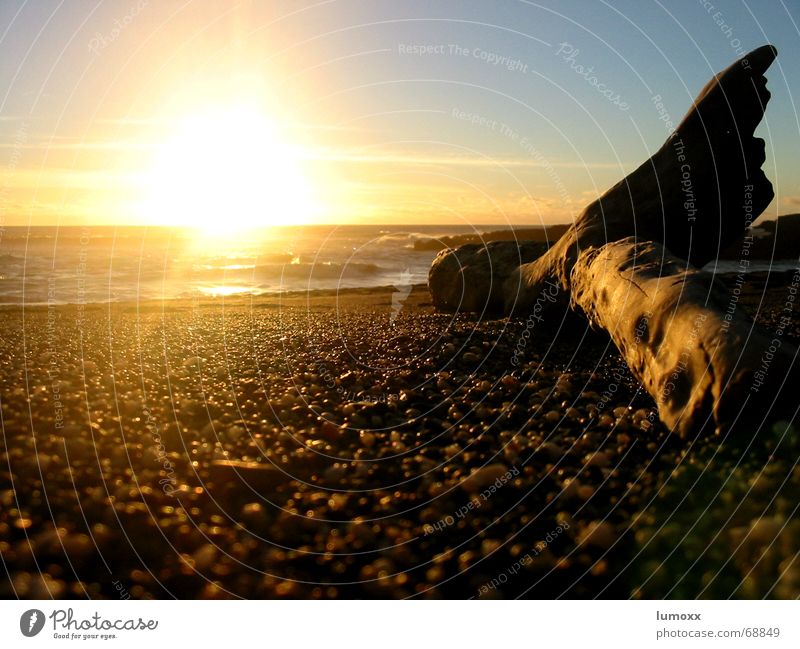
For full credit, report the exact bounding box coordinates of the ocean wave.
[375,231,466,246]
[266,261,383,279]
[0,253,25,263]
[184,260,387,282]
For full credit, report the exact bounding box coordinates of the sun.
[139,104,320,233]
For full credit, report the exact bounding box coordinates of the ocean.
[1,225,796,305]
[0,225,486,305]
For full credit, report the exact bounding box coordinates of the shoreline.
[5,266,799,311]
[0,283,432,311]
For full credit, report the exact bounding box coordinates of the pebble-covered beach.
[1,274,799,599]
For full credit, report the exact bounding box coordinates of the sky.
[1,0,800,227]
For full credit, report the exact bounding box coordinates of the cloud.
[304,148,629,170]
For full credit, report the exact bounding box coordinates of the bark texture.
[570,238,797,436]
[428,45,796,436]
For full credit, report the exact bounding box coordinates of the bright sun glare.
[140,105,319,233]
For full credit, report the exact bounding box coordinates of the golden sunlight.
[139,105,320,233]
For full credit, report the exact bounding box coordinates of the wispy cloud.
[0,132,631,171]
[0,115,37,123]
[2,167,144,189]
[303,148,629,170]
[0,137,157,151]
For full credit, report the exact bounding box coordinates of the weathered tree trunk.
[569,238,797,437]
[506,44,778,312]
[511,45,793,436]
[430,45,795,436]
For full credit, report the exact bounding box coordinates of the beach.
[1,273,799,599]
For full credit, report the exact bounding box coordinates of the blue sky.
[1,0,799,226]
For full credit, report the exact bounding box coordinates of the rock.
[535,441,563,461]
[192,544,218,570]
[460,463,510,492]
[226,424,247,441]
[747,516,782,546]
[182,356,204,370]
[428,240,547,313]
[319,420,340,441]
[208,460,286,492]
[578,521,617,550]
[584,451,611,468]
[462,352,480,364]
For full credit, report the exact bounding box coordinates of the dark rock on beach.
[428,240,548,313]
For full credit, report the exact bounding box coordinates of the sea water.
[1,225,795,305]
[0,224,481,305]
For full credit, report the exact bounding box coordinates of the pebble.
[227,424,247,441]
[555,374,573,392]
[9,285,787,599]
[535,442,563,461]
[182,356,204,370]
[460,463,510,492]
[208,460,285,492]
[192,544,218,570]
[747,516,782,546]
[544,410,561,424]
[319,420,340,441]
[579,521,617,550]
[585,451,611,468]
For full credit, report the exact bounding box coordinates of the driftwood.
[428,241,549,313]
[570,238,797,436]
[429,45,797,436]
